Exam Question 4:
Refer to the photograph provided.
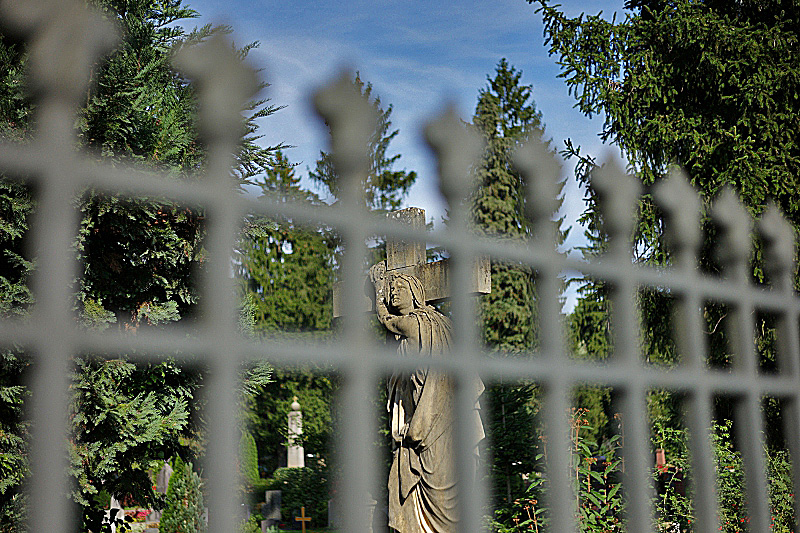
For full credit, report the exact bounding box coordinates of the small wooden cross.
[332,207,490,316]
[295,506,311,533]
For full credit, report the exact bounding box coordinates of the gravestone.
[327,497,338,529]
[261,489,282,529]
[287,396,304,468]
[332,207,490,316]
[156,461,173,493]
[146,461,174,522]
[106,495,124,532]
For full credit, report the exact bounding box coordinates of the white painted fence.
[1,2,798,533]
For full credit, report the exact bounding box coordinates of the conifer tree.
[239,430,260,487]
[0,0,277,528]
[529,0,800,494]
[471,59,564,508]
[238,152,334,334]
[309,74,417,212]
[160,456,206,533]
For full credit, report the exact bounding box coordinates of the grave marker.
[287,396,304,468]
[295,506,311,533]
[332,207,490,316]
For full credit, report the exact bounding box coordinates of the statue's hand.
[369,262,387,299]
[369,262,386,285]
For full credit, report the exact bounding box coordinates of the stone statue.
[370,263,484,533]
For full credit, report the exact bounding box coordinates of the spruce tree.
[471,59,564,509]
[529,0,800,513]
[531,0,800,392]
[309,74,417,212]
[238,152,334,335]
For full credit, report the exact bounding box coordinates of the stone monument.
[332,206,489,532]
[287,396,304,468]
[262,490,282,529]
[368,254,486,533]
[332,207,490,317]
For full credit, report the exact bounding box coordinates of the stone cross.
[332,207,490,316]
[287,397,304,468]
[295,506,311,533]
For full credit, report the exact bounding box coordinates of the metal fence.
[1,2,799,533]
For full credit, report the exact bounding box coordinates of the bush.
[160,456,206,533]
[240,430,260,487]
[266,465,329,526]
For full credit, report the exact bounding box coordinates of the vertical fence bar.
[735,298,771,533]
[425,107,487,533]
[175,36,262,533]
[11,4,117,532]
[592,159,655,533]
[314,72,380,533]
[681,289,719,533]
[781,305,800,530]
[27,100,81,533]
[653,167,720,533]
[516,136,576,533]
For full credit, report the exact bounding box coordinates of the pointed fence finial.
[0,0,116,105]
[712,187,753,278]
[653,167,702,268]
[424,106,484,211]
[313,70,379,204]
[589,157,641,254]
[512,132,562,237]
[174,35,259,146]
[758,202,795,290]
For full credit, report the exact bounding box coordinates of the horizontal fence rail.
[1,2,799,533]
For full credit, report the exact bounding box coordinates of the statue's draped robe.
[387,306,484,533]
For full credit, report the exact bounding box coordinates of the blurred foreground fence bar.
[1,2,800,533]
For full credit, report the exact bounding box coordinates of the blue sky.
[187,0,627,307]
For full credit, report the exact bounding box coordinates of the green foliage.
[473,59,547,354]
[160,456,206,533]
[240,430,260,487]
[486,383,539,507]
[0,181,33,316]
[266,466,329,526]
[494,414,797,532]
[245,368,336,475]
[533,0,800,224]
[309,74,417,212]
[533,0,800,354]
[0,350,28,533]
[492,407,624,533]
[70,357,195,530]
[0,0,282,529]
[238,152,334,334]
[530,6,800,521]
[472,59,566,512]
[239,515,264,533]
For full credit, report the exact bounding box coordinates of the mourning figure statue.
[369,263,484,533]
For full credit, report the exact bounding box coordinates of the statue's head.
[389,274,425,314]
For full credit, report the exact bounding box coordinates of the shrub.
[266,465,329,526]
[160,456,206,533]
[240,430,260,487]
